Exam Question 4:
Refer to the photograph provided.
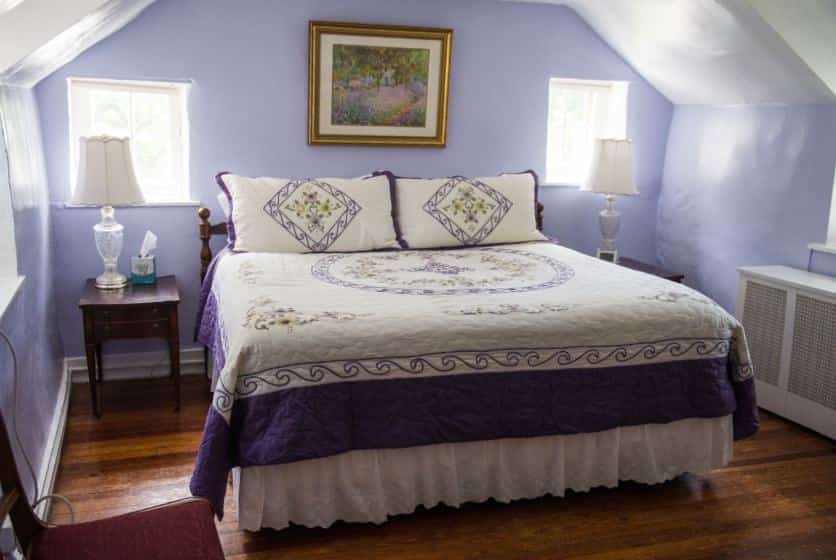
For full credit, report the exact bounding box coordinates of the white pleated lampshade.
[71,135,145,205]
[582,138,638,196]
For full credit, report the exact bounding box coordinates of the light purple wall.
[36,0,673,357]
[0,87,63,499]
[657,104,836,312]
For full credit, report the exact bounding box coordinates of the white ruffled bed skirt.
[234,415,733,531]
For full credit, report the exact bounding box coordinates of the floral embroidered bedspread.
[191,242,758,516]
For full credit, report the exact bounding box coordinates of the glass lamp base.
[93,206,127,290]
[598,194,621,252]
[95,271,128,290]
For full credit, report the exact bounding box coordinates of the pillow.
[388,171,545,249]
[216,192,230,219]
[217,172,400,253]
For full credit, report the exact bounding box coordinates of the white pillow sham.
[217,191,231,219]
[218,173,400,253]
[391,171,545,249]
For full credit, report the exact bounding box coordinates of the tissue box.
[131,256,156,285]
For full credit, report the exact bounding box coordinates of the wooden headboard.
[198,202,544,282]
[198,207,228,282]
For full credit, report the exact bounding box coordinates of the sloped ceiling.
[513,0,835,104]
[0,0,156,86]
[0,0,112,75]
[748,0,836,96]
[1,0,834,103]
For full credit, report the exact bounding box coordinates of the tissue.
[131,230,157,284]
[139,230,157,258]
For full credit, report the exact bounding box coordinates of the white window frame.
[545,78,629,187]
[824,164,836,245]
[67,77,191,204]
[808,165,836,255]
[0,112,23,320]
[827,169,836,247]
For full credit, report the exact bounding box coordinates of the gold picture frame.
[308,21,453,147]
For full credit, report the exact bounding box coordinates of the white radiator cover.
[737,266,836,439]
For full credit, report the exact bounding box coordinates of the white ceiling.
[0,0,155,86]
[0,0,110,76]
[516,0,835,104]
[1,0,834,104]
[0,0,25,14]
[748,0,836,96]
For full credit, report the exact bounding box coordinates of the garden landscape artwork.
[331,45,430,127]
[309,22,451,146]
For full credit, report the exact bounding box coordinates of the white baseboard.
[65,347,207,383]
[0,361,70,556]
[0,348,206,553]
[34,363,72,520]
[31,348,205,523]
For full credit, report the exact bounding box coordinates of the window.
[68,78,190,203]
[0,96,23,318]
[545,78,628,186]
[0,120,17,278]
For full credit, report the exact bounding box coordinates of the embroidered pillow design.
[423,177,512,245]
[264,179,361,251]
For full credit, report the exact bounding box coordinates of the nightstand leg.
[85,343,101,418]
[169,308,181,411]
[95,343,103,382]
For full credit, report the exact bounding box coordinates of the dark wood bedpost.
[199,207,214,283]
[199,207,229,283]
[198,206,229,381]
[536,202,544,232]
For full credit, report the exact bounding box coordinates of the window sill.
[63,201,202,209]
[808,242,836,255]
[0,276,24,322]
[541,182,581,188]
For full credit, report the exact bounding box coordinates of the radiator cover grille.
[743,281,787,386]
[788,294,836,410]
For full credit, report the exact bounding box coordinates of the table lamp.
[581,138,638,262]
[71,135,145,289]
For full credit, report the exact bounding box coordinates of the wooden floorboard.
[49,376,836,559]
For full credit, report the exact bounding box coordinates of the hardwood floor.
[50,376,836,559]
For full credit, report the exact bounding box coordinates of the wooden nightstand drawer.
[91,305,167,324]
[79,276,181,417]
[94,319,169,340]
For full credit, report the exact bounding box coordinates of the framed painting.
[308,21,453,147]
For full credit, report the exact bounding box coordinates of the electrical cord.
[0,329,75,524]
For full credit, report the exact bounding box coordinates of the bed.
[190,205,758,531]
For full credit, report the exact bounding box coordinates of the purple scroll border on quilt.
[190,330,759,517]
[190,247,757,519]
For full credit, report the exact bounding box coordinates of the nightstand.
[78,276,181,417]
[617,257,685,283]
